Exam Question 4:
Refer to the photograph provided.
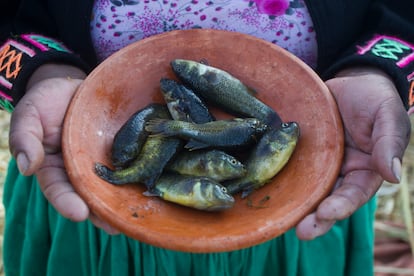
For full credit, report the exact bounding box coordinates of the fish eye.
[221,187,228,193]
[282,122,290,128]
[230,159,237,165]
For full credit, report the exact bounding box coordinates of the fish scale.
[94,105,183,190]
[111,103,167,168]
[159,78,215,123]
[165,149,246,182]
[145,118,268,150]
[170,59,282,128]
[225,122,300,198]
[143,173,235,211]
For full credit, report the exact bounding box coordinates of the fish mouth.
[205,197,235,211]
[205,203,234,211]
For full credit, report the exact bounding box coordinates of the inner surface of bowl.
[62,29,343,253]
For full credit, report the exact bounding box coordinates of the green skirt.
[3,159,375,276]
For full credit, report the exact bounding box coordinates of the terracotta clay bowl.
[62,29,344,253]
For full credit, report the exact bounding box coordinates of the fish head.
[203,150,247,180]
[219,153,247,177]
[280,122,300,139]
[170,59,194,79]
[266,122,300,150]
[171,59,210,89]
[201,179,235,211]
[159,78,178,101]
[254,122,300,159]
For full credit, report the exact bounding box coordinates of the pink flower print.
[254,0,290,16]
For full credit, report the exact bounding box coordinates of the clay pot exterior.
[62,29,343,253]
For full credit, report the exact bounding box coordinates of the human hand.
[8,64,119,234]
[296,67,411,239]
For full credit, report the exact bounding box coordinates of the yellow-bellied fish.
[145,118,268,150]
[165,149,247,181]
[159,78,215,123]
[170,59,282,127]
[111,103,167,168]
[225,122,300,198]
[143,173,235,211]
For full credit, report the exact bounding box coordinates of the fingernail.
[16,153,29,174]
[392,157,402,183]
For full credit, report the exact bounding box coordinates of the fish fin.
[143,189,161,197]
[147,132,168,139]
[143,174,160,191]
[94,163,127,185]
[241,187,255,199]
[224,179,251,195]
[145,118,170,134]
[185,139,209,150]
[94,163,115,181]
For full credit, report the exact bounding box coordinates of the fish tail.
[143,190,161,197]
[94,163,136,185]
[145,118,172,136]
[225,179,254,195]
[143,174,160,191]
[241,187,254,199]
[94,163,117,183]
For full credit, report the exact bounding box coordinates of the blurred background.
[0,112,412,275]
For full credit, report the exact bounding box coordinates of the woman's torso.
[90,0,318,67]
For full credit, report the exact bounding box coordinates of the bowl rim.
[62,29,344,253]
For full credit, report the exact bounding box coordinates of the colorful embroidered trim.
[0,34,74,112]
[357,35,414,68]
[407,72,414,107]
[357,34,414,108]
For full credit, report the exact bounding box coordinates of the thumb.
[9,100,45,175]
[371,99,411,183]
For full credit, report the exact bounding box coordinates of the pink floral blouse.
[90,0,317,67]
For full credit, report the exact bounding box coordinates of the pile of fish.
[94,59,300,211]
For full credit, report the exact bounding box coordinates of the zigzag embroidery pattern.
[0,35,73,111]
[0,44,23,81]
[0,40,32,107]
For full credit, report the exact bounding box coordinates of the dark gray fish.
[95,107,182,190]
[165,149,246,182]
[159,78,215,123]
[143,173,235,211]
[225,122,300,198]
[170,59,282,127]
[111,103,167,168]
[145,118,268,150]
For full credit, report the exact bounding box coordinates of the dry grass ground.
[0,112,412,275]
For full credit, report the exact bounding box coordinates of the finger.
[340,147,372,175]
[295,213,335,240]
[89,212,120,235]
[371,101,411,183]
[316,170,383,221]
[9,78,83,175]
[9,99,45,175]
[36,153,89,221]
